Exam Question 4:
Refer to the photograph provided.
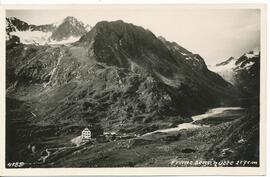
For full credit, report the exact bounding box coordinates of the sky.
[6,6,261,65]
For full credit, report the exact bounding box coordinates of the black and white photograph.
[2,4,266,175]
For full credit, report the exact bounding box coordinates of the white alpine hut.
[81,128,91,140]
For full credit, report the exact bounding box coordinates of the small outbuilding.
[81,128,91,140]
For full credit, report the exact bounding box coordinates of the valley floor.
[6,99,259,168]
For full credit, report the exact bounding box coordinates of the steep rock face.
[158,36,192,55]
[6,20,237,136]
[6,17,31,33]
[79,21,178,78]
[158,36,208,71]
[6,17,56,33]
[50,16,88,41]
[234,52,260,106]
[159,36,232,90]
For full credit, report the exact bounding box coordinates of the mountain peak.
[95,20,126,26]
[215,56,235,67]
[209,51,260,85]
[93,20,150,33]
[92,20,142,34]
[6,17,30,33]
[243,50,260,59]
[64,16,77,20]
[78,19,181,77]
[63,16,79,23]
[7,17,18,21]
[50,16,87,41]
[60,16,84,27]
[80,20,156,45]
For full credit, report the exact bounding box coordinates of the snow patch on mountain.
[6,16,90,45]
[85,24,92,32]
[48,36,81,45]
[244,51,259,59]
[240,61,255,70]
[10,31,52,45]
[209,58,237,73]
[9,31,81,45]
[209,51,260,85]
[52,20,63,28]
[185,56,192,60]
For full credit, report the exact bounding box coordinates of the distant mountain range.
[209,51,260,85]
[209,50,260,107]
[6,16,91,45]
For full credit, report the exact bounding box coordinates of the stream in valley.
[143,107,244,136]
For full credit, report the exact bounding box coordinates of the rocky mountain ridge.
[6,16,91,44]
[209,51,260,85]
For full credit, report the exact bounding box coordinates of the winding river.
[143,107,244,136]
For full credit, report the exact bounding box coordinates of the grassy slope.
[37,109,257,167]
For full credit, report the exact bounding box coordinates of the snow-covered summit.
[50,16,89,42]
[209,57,237,73]
[209,51,260,84]
[6,16,91,45]
[244,50,260,59]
